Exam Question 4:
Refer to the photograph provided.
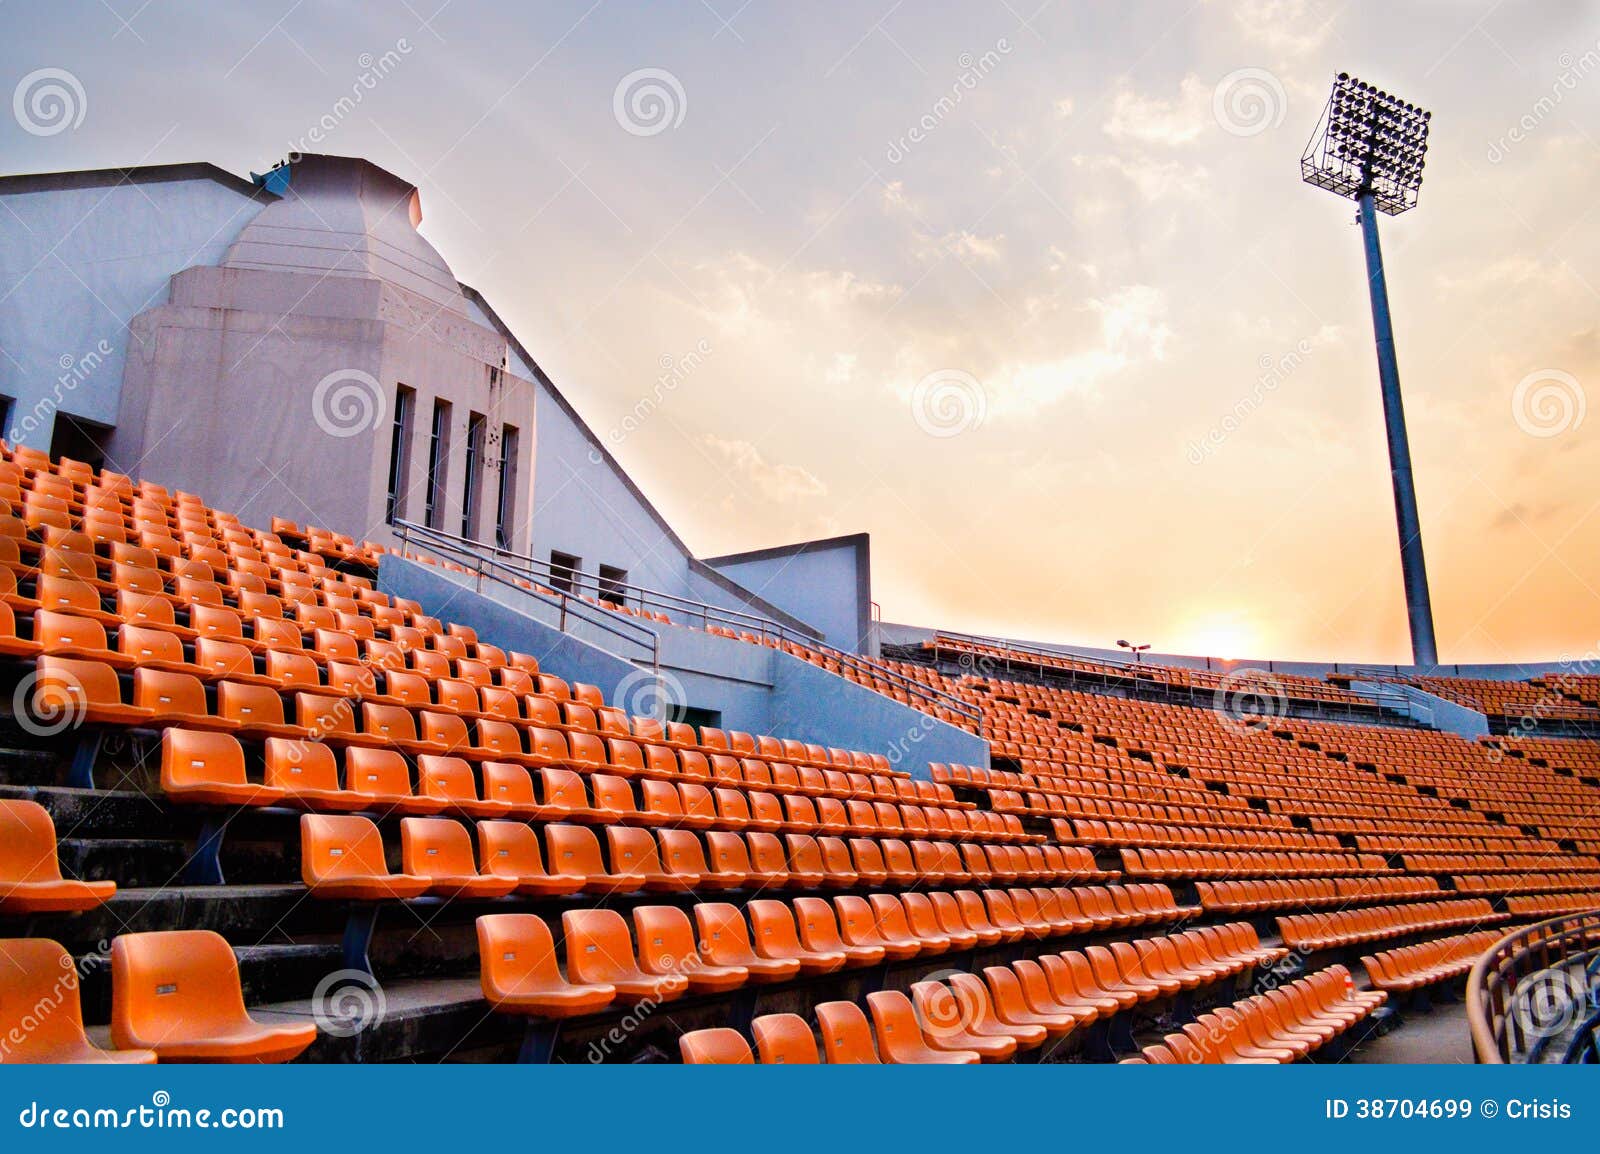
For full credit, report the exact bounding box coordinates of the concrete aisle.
[1346,1000,1476,1064]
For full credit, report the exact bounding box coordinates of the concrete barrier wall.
[767,651,989,779]
[1351,679,1490,740]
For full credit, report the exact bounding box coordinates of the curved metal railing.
[1467,909,1600,1063]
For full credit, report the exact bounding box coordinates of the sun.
[1175,615,1263,662]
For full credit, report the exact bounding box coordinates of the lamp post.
[1301,73,1438,667]
[1117,640,1151,664]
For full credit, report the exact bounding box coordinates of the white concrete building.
[0,153,877,649]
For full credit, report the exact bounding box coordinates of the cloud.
[688,251,898,335]
[1103,75,1211,146]
[824,353,858,384]
[892,283,1174,418]
[1229,0,1337,58]
[945,231,1005,262]
[1072,152,1210,200]
[701,434,829,504]
[1094,284,1174,361]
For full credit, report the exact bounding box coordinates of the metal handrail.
[392,520,660,669]
[390,519,983,730]
[394,520,823,640]
[1467,909,1600,1063]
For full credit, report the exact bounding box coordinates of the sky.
[3,0,1599,665]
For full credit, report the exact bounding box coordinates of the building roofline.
[701,531,871,567]
[0,161,271,199]
[704,533,873,652]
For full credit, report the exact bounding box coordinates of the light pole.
[1301,73,1439,667]
[1117,640,1151,664]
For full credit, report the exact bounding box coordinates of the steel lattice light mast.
[1302,73,1438,667]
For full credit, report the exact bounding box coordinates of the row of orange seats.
[1127,966,1383,1063]
[1361,929,1507,994]
[1194,876,1442,914]
[295,810,1131,897]
[1403,852,1599,873]
[159,722,1004,830]
[1119,847,1392,880]
[300,812,1183,927]
[26,630,909,794]
[1452,872,1600,895]
[155,732,1024,864]
[482,908,1280,1061]
[1506,891,1600,917]
[681,922,1281,1064]
[1056,817,1340,853]
[1277,899,1506,951]
[1017,792,1289,830]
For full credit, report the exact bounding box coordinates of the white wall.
[0,173,264,447]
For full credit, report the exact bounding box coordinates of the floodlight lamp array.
[1301,73,1430,215]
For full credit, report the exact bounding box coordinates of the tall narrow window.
[386,386,414,523]
[461,411,485,539]
[549,551,580,595]
[495,423,520,550]
[424,399,451,530]
[598,564,628,608]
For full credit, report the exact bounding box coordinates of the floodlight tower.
[1302,73,1438,667]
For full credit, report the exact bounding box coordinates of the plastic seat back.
[109,929,252,1049]
[815,1000,880,1064]
[0,800,70,884]
[752,1013,819,1064]
[301,814,391,883]
[400,817,479,878]
[679,1028,753,1065]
